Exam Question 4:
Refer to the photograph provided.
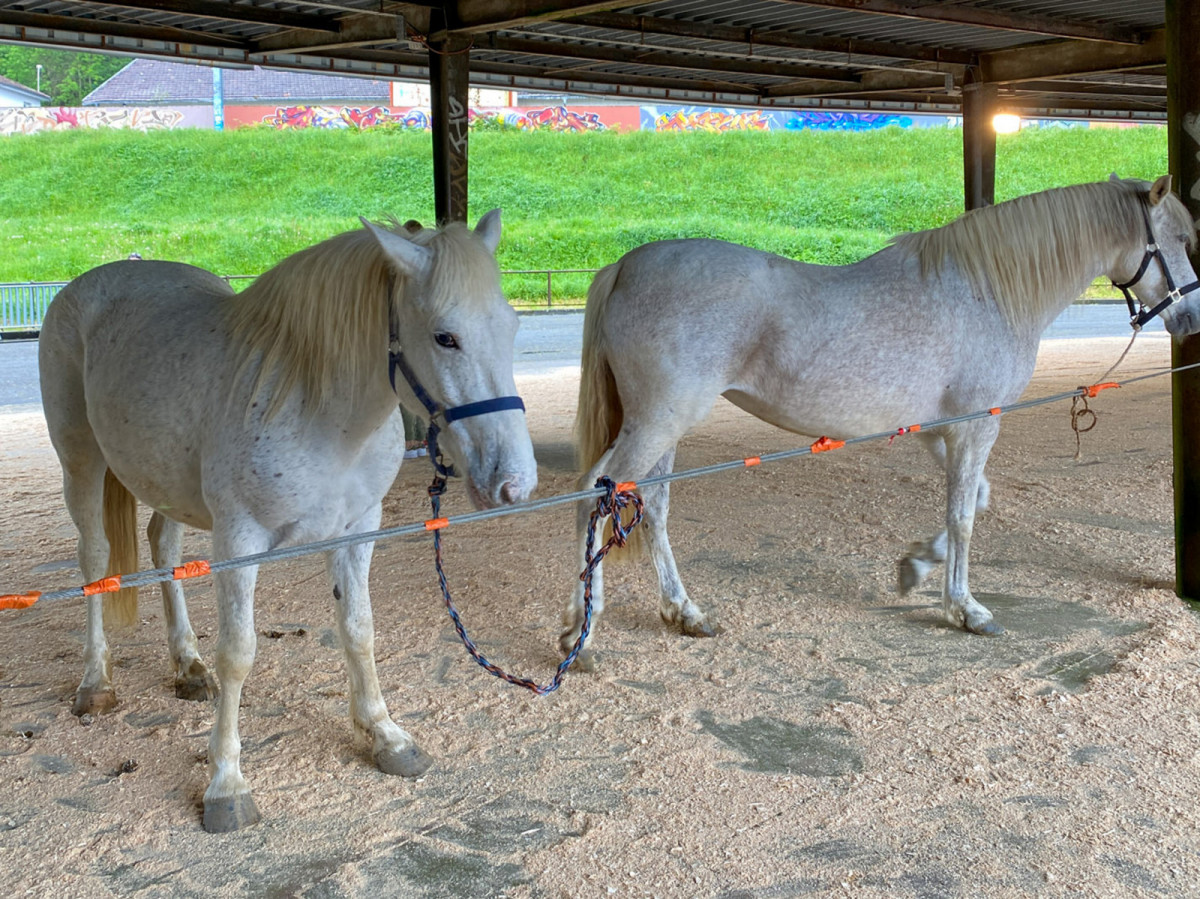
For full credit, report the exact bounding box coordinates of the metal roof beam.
[65,0,340,33]
[0,8,244,47]
[775,0,1147,44]
[764,69,948,99]
[250,12,434,55]
[445,1,642,34]
[980,30,1165,83]
[562,11,975,66]
[482,34,861,83]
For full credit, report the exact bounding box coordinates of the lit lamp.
[992,113,1021,134]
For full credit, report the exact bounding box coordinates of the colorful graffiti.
[654,108,771,132]
[513,106,606,132]
[784,111,913,131]
[0,106,189,136]
[643,106,953,133]
[261,105,426,130]
[258,104,609,132]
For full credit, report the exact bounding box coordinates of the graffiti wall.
[0,102,1129,138]
[642,106,956,132]
[0,106,208,136]
[225,103,640,132]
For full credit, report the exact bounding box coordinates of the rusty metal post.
[428,36,471,224]
[1167,0,1200,600]
[962,81,997,210]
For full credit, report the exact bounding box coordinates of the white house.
[0,75,49,107]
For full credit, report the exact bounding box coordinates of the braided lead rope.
[430,475,643,695]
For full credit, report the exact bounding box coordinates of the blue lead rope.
[430,475,644,695]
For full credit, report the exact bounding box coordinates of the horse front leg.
[326,509,432,778]
[642,449,718,638]
[899,433,990,595]
[148,512,217,702]
[940,422,1003,636]
[202,539,262,833]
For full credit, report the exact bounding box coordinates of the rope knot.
[592,476,644,549]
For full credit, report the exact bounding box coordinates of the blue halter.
[388,343,526,479]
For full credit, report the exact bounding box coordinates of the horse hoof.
[72,688,117,717]
[375,743,434,777]
[966,616,1005,637]
[569,647,597,673]
[175,664,218,702]
[897,556,928,595]
[682,617,721,638]
[203,792,261,833]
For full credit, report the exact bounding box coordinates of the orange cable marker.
[173,560,212,580]
[989,407,1002,416]
[615,481,637,493]
[83,576,123,596]
[425,517,449,531]
[908,424,921,433]
[743,456,761,467]
[811,436,845,453]
[0,591,41,611]
[1084,382,1120,398]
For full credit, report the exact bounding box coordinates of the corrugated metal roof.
[82,58,391,105]
[0,1,1172,119]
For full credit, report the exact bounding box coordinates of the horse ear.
[360,217,433,280]
[1108,172,1121,182]
[1149,174,1173,206]
[474,209,502,255]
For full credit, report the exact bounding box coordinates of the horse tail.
[102,468,140,628]
[575,260,624,473]
[574,260,644,561]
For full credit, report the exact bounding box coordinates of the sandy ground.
[2,335,1200,898]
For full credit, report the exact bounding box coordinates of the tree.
[0,47,128,105]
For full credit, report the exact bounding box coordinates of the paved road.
[0,311,587,412]
[0,304,1163,411]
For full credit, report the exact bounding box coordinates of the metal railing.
[0,269,598,336]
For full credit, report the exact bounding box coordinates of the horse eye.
[434,332,460,349]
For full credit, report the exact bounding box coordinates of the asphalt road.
[0,304,1162,412]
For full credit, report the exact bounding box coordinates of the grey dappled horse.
[39,212,536,831]
[564,176,1200,665]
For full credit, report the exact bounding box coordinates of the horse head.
[1110,174,1200,337]
[363,210,537,509]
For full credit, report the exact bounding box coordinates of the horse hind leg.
[148,512,217,701]
[560,432,711,670]
[559,446,616,673]
[642,448,719,638]
[64,457,119,716]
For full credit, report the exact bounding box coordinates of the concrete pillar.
[1167,0,1200,600]
[428,37,471,224]
[962,82,997,210]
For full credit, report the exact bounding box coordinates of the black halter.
[1112,200,1200,331]
[386,293,525,479]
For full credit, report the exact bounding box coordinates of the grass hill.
[0,124,1169,301]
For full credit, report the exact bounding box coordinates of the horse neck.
[906,184,1139,336]
[227,233,398,423]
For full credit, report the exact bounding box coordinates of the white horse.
[38,211,537,832]
[564,176,1200,665]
